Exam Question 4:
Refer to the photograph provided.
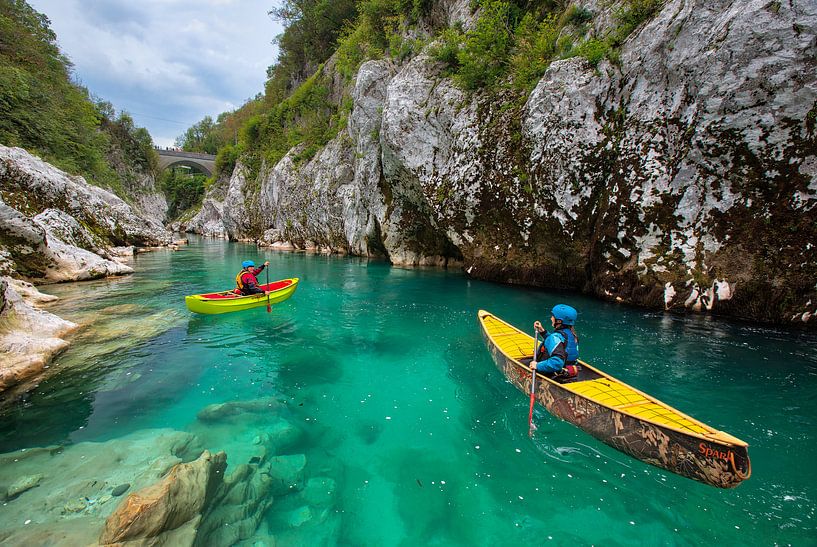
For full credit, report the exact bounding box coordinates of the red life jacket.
[235,269,258,291]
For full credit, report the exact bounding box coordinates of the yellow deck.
[480,312,726,439]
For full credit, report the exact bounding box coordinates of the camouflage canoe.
[478,310,751,489]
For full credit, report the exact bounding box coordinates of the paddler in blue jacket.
[531,304,580,379]
[235,260,270,295]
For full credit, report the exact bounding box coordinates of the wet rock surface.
[0,278,78,392]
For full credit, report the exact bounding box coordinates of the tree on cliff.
[0,0,157,196]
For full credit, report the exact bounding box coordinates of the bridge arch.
[156,149,216,177]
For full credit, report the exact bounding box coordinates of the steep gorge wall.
[187,0,817,326]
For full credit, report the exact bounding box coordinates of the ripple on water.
[1,239,816,545]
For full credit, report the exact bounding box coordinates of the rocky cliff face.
[186,0,816,326]
[0,145,172,282]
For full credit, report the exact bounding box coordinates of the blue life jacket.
[558,328,579,364]
[535,328,578,369]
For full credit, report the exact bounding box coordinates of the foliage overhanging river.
[1,237,815,544]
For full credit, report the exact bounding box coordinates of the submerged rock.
[100,450,227,545]
[4,473,43,500]
[195,463,274,546]
[111,483,130,497]
[191,397,303,475]
[196,397,283,423]
[0,429,202,545]
[266,454,307,497]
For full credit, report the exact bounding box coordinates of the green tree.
[0,0,156,194]
[160,167,206,219]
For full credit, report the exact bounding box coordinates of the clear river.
[1,237,815,545]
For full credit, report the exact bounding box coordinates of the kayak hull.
[478,310,750,489]
[185,278,299,314]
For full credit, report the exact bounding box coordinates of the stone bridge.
[156,149,216,176]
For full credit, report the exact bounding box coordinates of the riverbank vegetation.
[176,0,664,188]
[0,0,158,198]
[160,167,207,220]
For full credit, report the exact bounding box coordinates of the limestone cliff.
[0,145,172,282]
[186,0,816,326]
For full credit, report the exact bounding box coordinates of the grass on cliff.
[176,0,432,185]
[173,0,665,209]
[0,1,158,199]
[432,0,665,92]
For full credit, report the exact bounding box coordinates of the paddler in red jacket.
[235,260,270,295]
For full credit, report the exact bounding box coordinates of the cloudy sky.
[28,0,283,147]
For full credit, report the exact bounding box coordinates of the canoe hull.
[480,312,750,489]
[185,278,299,315]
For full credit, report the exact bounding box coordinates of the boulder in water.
[266,454,307,497]
[111,483,130,497]
[99,450,227,544]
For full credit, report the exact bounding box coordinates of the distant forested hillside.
[0,0,157,197]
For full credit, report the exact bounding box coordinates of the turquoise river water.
[1,237,815,545]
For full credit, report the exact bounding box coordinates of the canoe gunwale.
[478,309,751,488]
[477,310,746,448]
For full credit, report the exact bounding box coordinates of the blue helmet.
[551,304,577,326]
[242,260,255,268]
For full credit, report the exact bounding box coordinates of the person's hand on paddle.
[530,362,537,371]
[264,261,270,266]
[533,320,544,333]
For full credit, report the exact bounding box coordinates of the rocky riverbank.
[0,145,177,395]
[0,278,77,392]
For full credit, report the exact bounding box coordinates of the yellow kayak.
[185,278,299,314]
[478,310,750,488]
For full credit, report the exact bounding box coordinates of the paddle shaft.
[528,330,539,436]
[265,267,271,312]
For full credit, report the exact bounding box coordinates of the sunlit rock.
[0,145,171,248]
[33,208,102,252]
[0,146,170,283]
[185,198,229,238]
[0,429,202,545]
[99,450,227,545]
[0,277,77,392]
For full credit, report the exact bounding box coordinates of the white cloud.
[28,0,283,147]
